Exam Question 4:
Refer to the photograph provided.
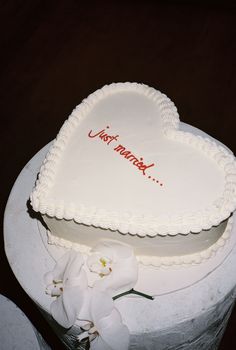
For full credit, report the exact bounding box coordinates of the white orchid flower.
[44,250,88,328]
[87,240,138,295]
[44,243,136,349]
[76,289,130,350]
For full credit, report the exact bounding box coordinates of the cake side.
[43,215,232,267]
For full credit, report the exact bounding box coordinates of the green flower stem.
[113,288,154,301]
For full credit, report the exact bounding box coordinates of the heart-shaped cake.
[31,83,236,266]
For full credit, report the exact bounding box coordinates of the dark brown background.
[1,1,236,349]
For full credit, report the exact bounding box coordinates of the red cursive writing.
[88,126,119,145]
[113,144,154,175]
[87,125,163,186]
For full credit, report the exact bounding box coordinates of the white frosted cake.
[31,82,236,266]
[6,82,236,350]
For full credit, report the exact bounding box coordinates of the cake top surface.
[31,82,236,236]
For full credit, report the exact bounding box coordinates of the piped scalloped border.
[30,82,236,236]
[46,216,233,268]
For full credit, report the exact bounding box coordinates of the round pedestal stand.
[4,124,236,350]
[0,294,51,350]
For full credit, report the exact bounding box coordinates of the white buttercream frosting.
[43,215,228,258]
[30,83,236,238]
[46,216,233,267]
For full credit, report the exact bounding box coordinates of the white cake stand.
[4,123,236,349]
[0,294,51,350]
